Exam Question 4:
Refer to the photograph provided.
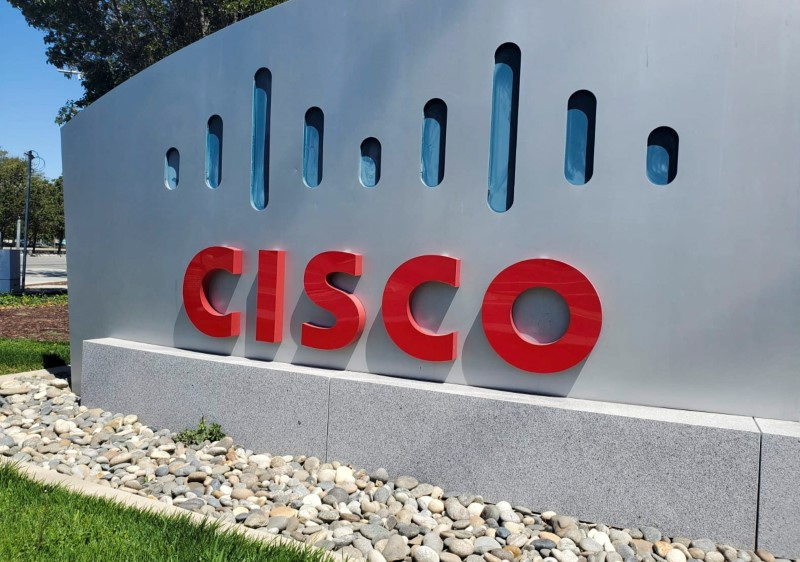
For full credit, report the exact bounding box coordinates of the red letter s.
[301,251,366,350]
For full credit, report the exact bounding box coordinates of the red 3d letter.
[301,251,366,350]
[481,259,602,373]
[182,246,243,338]
[382,255,461,361]
[256,250,286,342]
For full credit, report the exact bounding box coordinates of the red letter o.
[481,259,602,373]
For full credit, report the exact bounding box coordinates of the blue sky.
[0,1,84,178]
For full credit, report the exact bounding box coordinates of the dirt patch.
[0,305,69,341]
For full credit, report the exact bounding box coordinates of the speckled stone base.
[756,418,800,558]
[80,338,797,555]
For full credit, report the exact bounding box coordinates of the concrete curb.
[0,366,70,384]
[0,456,326,556]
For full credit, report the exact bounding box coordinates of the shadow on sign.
[173,304,236,358]
[288,275,361,370]
[363,278,459,384]
[460,314,584,397]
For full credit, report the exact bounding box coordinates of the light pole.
[21,151,33,291]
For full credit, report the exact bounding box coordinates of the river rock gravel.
[0,374,795,562]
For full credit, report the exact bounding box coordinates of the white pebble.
[303,494,322,506]
[318,468,336,482]
[667,550,687,562]
[335,466,355,484]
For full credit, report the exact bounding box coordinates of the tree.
[55,101,80,127]
[0,150,63,252]
[0,150,27,249]
[27,175,64,254]
[50,177,66,254]
[10,0,288,123]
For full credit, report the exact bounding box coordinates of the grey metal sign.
[63,0,800,421]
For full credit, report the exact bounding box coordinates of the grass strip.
[0,293,68,309]
[0,339,70,375]
[0,462,332,562]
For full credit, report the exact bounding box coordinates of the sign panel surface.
[63,0,800,420]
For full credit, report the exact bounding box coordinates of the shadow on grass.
[42,353,67,369]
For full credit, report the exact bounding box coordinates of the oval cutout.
[421,99,447,187]
[488,43,521,212]
[164,147,180,190]
[646,126,679,185]
[304,107,324,188]
[206,115,223,189]
[360,137,381,188]
[564,90,597,185]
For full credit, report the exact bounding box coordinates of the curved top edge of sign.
[60,0,299,131]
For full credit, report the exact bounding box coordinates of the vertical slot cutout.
[206,115,223,189]
[421,98,448,187]
[564,90,597,185]
[360,137,381,188]
[251,68,271,208]
[488,43,521,212]
[164,147,180,190]
[304,107,324,188]
[646,126,679,185]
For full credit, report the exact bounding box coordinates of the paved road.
[22,253,68,288]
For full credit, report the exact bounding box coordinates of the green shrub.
[175,417,225,446]
[0,292,68,308]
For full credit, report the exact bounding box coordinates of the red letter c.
[382,255,461,362]
[182,246,243,338]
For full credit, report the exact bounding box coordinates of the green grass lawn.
[0,463,333,562]
[0,338,70,375]
[0,292,68,308]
